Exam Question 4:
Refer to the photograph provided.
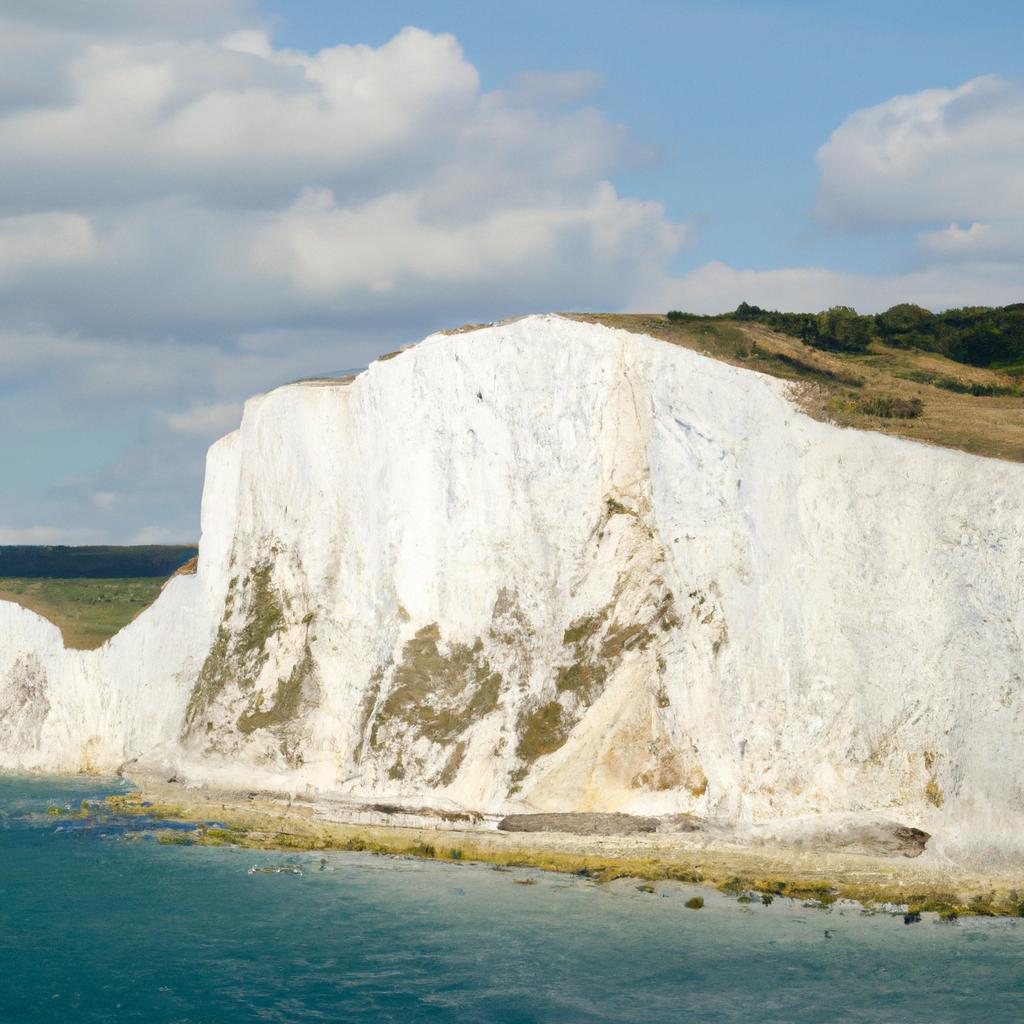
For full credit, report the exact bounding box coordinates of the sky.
[0,0,1022,543]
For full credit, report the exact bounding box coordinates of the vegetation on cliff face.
[513,543,681,784]
[361,621,504,786]
[179,557,319,766]
[184,562,287,735]
[237,647,316,736]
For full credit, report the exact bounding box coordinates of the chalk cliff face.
[2,315,1023,860]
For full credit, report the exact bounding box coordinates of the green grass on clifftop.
[0,577,168,649]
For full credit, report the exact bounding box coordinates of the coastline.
[123,777,1024,919]
[13,770,1024,1024]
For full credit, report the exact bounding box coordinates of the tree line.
[0,545,198,579]
[666,302,1024,369]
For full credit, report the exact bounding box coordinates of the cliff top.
[367,313,1024,462]
[276,312,1024,463]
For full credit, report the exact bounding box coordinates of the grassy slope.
[0,578,168,650]
[0,547,198,649]
[568,314,1024,462]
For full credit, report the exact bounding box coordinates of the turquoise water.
[2,776,1023,1022]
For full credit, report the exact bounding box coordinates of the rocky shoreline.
[120,775,1024,919]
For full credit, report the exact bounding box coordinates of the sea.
[1,774,1022,1023]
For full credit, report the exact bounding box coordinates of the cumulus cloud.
[816,75,1024,228]
[0,23,685,341]
[0,212,96,280]
[0,27,615,209]
[646,74,1024,318]
[917,221,1024,262]
[250,182,686,305]
[0,524,98,544]
[642,258,1024,316]
[165,402,244,436]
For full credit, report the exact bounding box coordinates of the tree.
[733,302,763,320]
[875,304,934,349]
[815,306,874,352]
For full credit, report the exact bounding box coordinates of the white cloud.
[640,258,1024,316]
[92,491,119,509]
[165,402,243,436]
[129,524,194,544]
[250,182,687,302]
[0,24,687,339]
[788,74,1024,312]
[0,524,97,544]
[918,221,1024,262]
[221,28,272,58]
[0,212,96,279]
[0,28,481,206]
[816,75,1024,228]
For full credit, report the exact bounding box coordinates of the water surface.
[1,775,1021,1022]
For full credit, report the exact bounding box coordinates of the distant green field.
[0,577,169,650]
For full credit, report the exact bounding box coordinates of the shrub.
[859,396,924,419]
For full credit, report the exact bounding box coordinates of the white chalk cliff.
[2,315,1023,862]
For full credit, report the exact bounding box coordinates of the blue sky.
[263,0,1024,275]
[0,0,1021,542]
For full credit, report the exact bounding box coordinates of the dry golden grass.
[171,555,198,576]
[566,313,1024,463]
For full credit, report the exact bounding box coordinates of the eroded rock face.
[0,653,50,754]
[1,315,1023,862]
